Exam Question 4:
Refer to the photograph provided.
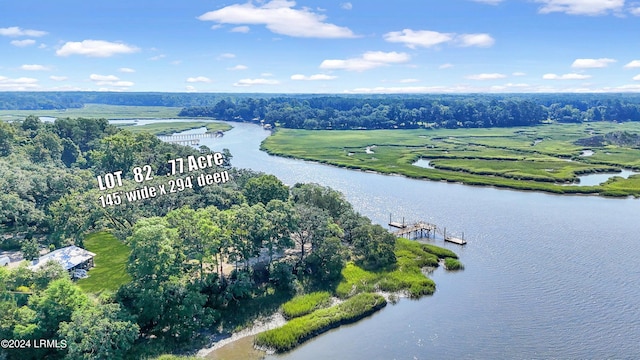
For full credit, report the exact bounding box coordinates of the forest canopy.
[0,114,407,359]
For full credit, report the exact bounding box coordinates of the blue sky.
[1,0,640,93]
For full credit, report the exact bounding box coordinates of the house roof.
[29,245,95,271]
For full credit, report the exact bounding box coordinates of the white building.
[29,245,95,272]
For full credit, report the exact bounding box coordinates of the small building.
[29,245,95,272]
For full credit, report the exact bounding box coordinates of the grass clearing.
[261,122,640,197]
[76,231,131,294]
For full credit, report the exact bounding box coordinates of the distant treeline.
[3,92,640,129]
[178,94,640,129]
[0,91,290,110]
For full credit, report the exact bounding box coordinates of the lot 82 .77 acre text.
[96,153,229,208]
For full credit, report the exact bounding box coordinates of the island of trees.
[177,94,640,129]
[0,115,460,359]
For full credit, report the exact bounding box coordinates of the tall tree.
[264,199,296,263]
[243,174,289,206]
[127,217,184,285]
[59,303,139,360]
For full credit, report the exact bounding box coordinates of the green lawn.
[76,231,131,294]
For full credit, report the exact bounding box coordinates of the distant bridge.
[157,132,221,145]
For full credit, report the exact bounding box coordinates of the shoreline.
[195,291,405,358]
[196,312,286,357]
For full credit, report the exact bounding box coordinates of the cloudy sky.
[1,0,640,93]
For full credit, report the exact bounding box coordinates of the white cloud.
[20,64,50,71]
[186,76,212,83]
[623,60,640,69]
[466,73,507,80]
[149,54,166,61]
[439,63,454,69]
[631,6,640,15]
[633,74,640,81]
[218,53,236,60]
[571,58,616,68]
[234,78,280,86]
[383,29,453,49]
[57,40,139,57]
[341,2,353,10]
[384,29,494,48]
[231,26,250,33]
[471,0,503,4]
[0,76,39,90]
[228,64,248,71]
[0,27,47,37]
[185,85,197,92]
[261,72,274,77]
[542,73,592,80]
[49,76,67,81]
[89,74,134,87]
[320,51,411,72]
[198,0,356,38]
[456,33,495,47]
[90,74,119,82]
[535,0,624,15]
[512,72,527,76]
[399,78,419,83]
[290,74,337,80]
[118,67,136,73]
[10,39,36,47]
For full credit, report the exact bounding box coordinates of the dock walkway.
[389,215,467,245]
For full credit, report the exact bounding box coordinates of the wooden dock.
[391,222,436,239]
[444,236,467,245]
[443,228,467,245]
[389,214,467,245]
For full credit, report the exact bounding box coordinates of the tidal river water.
[162,121,640,359]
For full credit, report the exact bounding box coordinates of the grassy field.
[117,121,232,135]
[76,231,131,294]
[0,104,182,120]
[261,122,640,197]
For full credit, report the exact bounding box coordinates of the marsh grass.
[281,291,332,319]
[118,121,232,135]
[262,123,640,197]
[0,104,182,120]
[335,238,457,299]
[444,258,465,271]
[254,293,386,353]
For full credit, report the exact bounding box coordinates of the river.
[168,122,640,359]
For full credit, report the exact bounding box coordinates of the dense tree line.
[0,115,398,358]
[0,92,280,110]
[3,92,640,128]
[178,94,640,129]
